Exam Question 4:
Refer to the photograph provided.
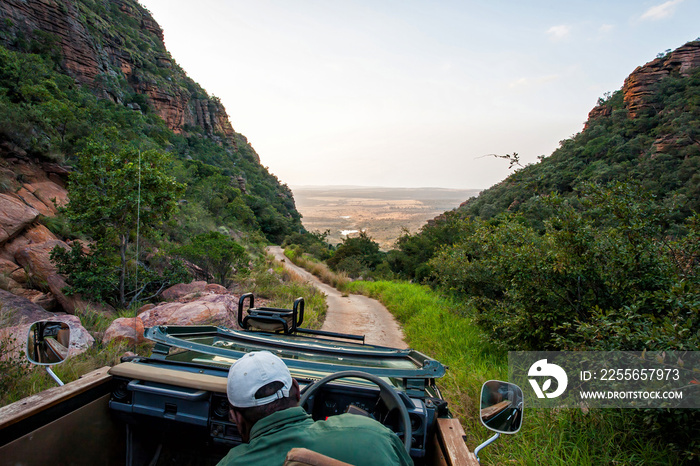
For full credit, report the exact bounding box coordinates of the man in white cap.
[217,351,413,466]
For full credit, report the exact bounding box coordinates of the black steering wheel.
[299,370,412,453]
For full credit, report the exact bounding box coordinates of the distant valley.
[292,186,481,250]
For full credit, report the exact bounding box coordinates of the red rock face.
[623,41,700,118]
[0,0,101,86]
[0,0,235,139]
[0,194,40,245]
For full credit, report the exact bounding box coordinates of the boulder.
[161,281,208,301]
[0,289,55,326]
[22,224,59,244]
[138,293,240,328]
[16,187,54,217]
[15,240,70,289]
[0,275,23,293]
[0,258,21,278]
[205,283,228,294]
[138,303,155,313]
[27,181,68,214]
[31,291,58,311]
[56,314,95,358]
[102,317,146,346]
[10,288,57,311]
[47,274,105,314]
[0,194,40,245]
[9,267,27,284]
[3,224,60,263]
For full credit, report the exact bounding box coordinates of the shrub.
[430,183,699,352]
[327,231,384,276]
[175,231,250,286]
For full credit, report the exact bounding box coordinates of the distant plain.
[291,186,481,250]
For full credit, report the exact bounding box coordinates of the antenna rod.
[135,150,141,295]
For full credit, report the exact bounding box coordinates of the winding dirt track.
[267,246,407,349]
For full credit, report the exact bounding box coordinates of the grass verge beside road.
[346,280,678,465]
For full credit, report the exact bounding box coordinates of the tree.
[57,138,184,307]
[175,231,250,286]
[327,231,384,277]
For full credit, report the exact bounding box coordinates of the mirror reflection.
[480,380,524,434]
[26,321,71,365]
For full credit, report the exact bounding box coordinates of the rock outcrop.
[587,40,700,123]
[0,289,56,326]
[15,240,70,289]
[0,0,236,141]
[0,194,41,246]
[137,293,239,328]
[0,154,102,314]
[161,281,209,302]
[102,287,245,345]
[623,41,700,118]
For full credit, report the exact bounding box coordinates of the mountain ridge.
[0,0,238,146]
[0,0,303,313]
[458,39,700,223]
[0,0,302,242]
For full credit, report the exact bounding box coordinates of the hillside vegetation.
[0,0,302,245]
[286,40,700,463]
[0,0,306,309]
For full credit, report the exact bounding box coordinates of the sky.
[138,0,700,190]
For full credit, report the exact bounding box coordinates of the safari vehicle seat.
[284,448,353,466]
[237,293,304,334]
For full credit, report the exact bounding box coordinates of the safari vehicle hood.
[144,325,446,395]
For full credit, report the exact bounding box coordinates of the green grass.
[347,280,681,465]
[346,281,504,445]
[0,329,148,407]
[283,247,350,290]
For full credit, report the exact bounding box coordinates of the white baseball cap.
[227,351,293,408]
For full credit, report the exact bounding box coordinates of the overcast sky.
[138,0,700,189]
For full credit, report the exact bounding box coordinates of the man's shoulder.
[216,446,245,466]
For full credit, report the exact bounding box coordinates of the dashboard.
[108,368,435,459]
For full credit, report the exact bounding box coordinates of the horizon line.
[290,184,485,191]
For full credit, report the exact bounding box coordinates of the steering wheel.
[299,370,412,453]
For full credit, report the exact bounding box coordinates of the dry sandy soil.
[292,186,480,250]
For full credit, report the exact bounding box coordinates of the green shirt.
[217,406,413,466]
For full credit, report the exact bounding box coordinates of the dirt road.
[267,246,407,349]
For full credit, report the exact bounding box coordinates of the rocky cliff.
[0,0,238,146]
[588,40,700,121]
[0,0,303,316]
[623,41,700,118]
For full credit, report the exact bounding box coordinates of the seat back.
[237,293,305,334]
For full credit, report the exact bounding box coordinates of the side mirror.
[26,321,72,387]
[480,380,524,434]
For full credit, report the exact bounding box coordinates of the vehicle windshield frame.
[145,325,446,381]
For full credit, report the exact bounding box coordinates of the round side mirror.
[480,380,524,434]
[26,321,71,365]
